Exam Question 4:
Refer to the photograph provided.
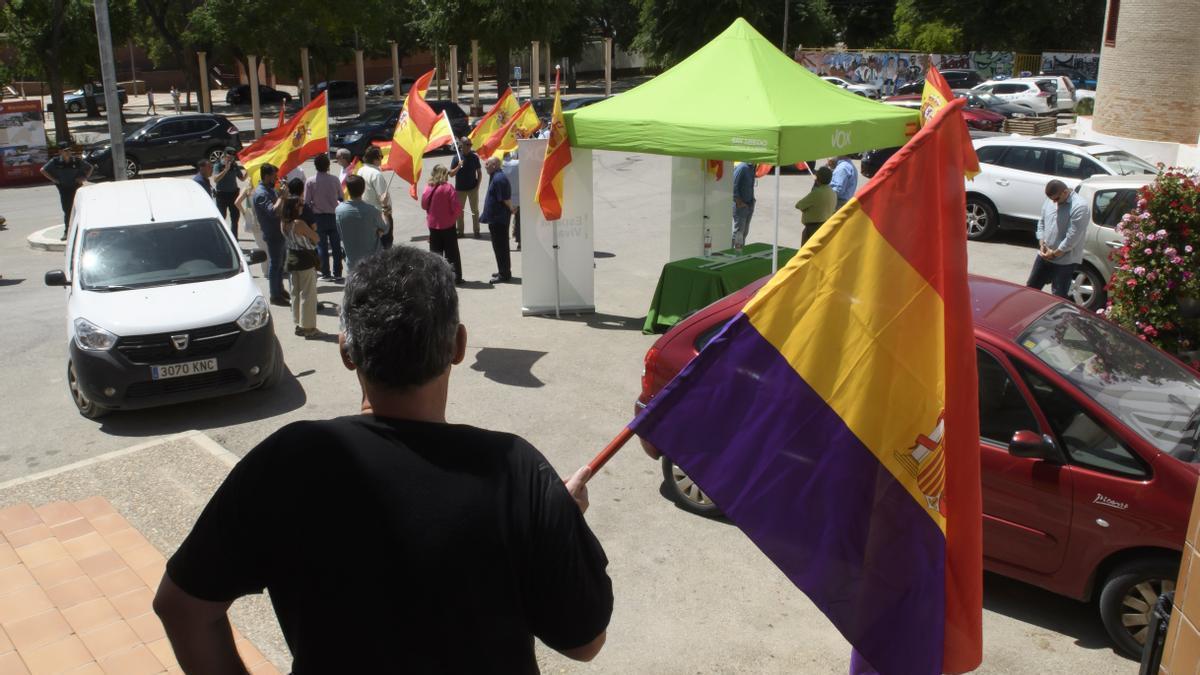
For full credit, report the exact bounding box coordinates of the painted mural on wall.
[1040,52,1100,86]
[796,50,1016,89]
[796,50,929,95]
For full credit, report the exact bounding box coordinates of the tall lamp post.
[93,0,126,180]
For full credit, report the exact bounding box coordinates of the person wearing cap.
[40,140,93,240]
[213,147,246,238]
[794,166,837,245]
[449,137,482,238]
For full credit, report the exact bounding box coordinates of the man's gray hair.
[336,147,352,162]
[485,156,502,170]
[341,247,459,389]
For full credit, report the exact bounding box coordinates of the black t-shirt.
[451,152,482,191]
[166,416,612,674]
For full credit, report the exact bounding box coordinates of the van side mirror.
[1009,430,1064,463]
[244,249,268,265]
[44,270,68,287]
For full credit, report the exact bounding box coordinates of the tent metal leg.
[772,164,781,273]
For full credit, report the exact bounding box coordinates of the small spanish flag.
[468,87,520,149]
[534,70,571,221]
[386,70,454,199]
[240,91,329,186]
[919,65,980,179]
[477,101,541,159]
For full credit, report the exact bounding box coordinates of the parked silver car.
[1069,175,1153,311]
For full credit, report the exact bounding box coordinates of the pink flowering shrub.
[1103,168,1200,363]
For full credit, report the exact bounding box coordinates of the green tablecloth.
[643,243,798,334]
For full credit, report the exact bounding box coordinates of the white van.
[44,178,282,418]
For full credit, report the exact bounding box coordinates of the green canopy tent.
[564,18,920,269]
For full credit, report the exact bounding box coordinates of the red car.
[884,94,1006,131]
[636,274,1200,659]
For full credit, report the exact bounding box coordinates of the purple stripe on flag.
[632,314,945,675]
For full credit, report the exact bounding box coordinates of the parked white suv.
[971,78,1058,114]
[820,76,881,99]
[965,136,1157,242]
[44,178,282,418]
[1066,175,1153,311]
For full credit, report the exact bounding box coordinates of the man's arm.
[795,190,816,211]
[153,575,248,675]
[40,164,57,184]
[80,161,94,183]
[215,161,231,181]
[1056,202,1090,255]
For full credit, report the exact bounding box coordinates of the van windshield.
[79,218,240,291]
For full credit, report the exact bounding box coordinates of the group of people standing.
[730,155,858,250]
[424,136,521,285]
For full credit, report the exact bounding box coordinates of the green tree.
[411,0,598,92]
[632,0,835,68]
[0,0,134,140]
[891,0,961,52]
[906,0,1104,52]
[833,0,898,48]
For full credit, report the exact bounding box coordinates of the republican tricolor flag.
[534,70,571,221]
[631,98,983,675]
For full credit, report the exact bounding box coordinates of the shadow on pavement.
[469,347,546,388]
[457,280,492,290]
[594,251,616,259]
[982,571,1122,655]
[0,278,25,287]
[985,226,1039,249]
[536,312,645,331]
[96,366,307,438]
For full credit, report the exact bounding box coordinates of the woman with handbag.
[421,164,465,283]
[282,196,321,338]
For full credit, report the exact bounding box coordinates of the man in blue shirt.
[731,162,756,248]
[336,174,386,274]
[252,164,288,306]
[481,157,514,283]
[1027,179,1090,299]
[828,156,857,209]
[191,159,213,198]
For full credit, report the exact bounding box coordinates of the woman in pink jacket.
[421,164,464,283]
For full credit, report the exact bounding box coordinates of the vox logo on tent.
[831,129,851,150]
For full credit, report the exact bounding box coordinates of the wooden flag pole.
[585,426,635,478]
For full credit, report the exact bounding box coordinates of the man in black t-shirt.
[449,136,482,237]
[154,246,612,673]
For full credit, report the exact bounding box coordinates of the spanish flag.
[534,72,571,221]
[705,159,724,181]
[631,98,982,675]
[468,87,519,149]
[240,92,328,186]
[340,156,361,199]
[920,65,980,178]
[386,70,454,198]
[477,101,540,159]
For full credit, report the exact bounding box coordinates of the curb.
[27,225,66,252]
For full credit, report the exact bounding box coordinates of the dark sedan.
[225,85,292,106]
[86,113,241,179]
[329,101,469,158]
[312,80,359,100]
[50,85,128,113]
[953,89,1037,117]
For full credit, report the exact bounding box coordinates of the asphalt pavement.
[0,153,1132,673]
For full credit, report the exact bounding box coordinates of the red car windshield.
[1018,304,1200,460]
